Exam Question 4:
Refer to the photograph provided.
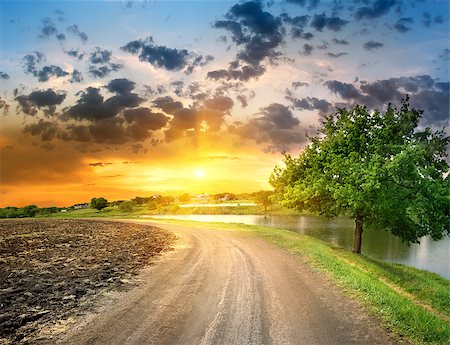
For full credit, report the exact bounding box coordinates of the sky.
[0,0,449,207]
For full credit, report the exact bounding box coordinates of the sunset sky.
[0,0,449,207]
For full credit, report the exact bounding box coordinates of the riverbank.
[144,218,450,345]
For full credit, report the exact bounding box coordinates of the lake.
[149,214,450,280]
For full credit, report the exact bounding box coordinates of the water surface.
[149,214,450,280]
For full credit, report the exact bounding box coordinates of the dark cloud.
[65,79,143,121]
[207,64,266,82]
[324,80,361,99]
[325,75,449,127]
[88,47,123,78]
[363,40,384,51]
[354,0,397,20]
[0,97,10,115]
[393,17,414,33]
[229,103,308,152]
[435,82,449,93]
[310,13,348,32]
[210,1,284,81]
[39,18,57,38]
[122,37,205,72]
[237,95,249,107]
[326,52,347,58]
[106,78,136,95]
[300,43,314,55]
[434,15,444,25]
[332,38,349,45]
[22,51,45,75]
[280,14,312,40]
[35,65,69,82]
[23,119,60,141]
[287,90,331,113]
[67,24,88,43]
[89,162,112,167]
[422,12,432,27]
[66,49,85,60]
[0,72,9,80]
[90,47,113,64]
[22,51,69,82]
[56,33,66,41]
[16,89,66,116]
[123,108,168,131]
[69,69,83,83]
[292,81,309,88]
[152,95,234,141]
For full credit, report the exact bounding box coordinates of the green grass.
[40,203,303,218]
[141,218,450,345]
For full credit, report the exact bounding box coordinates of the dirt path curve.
[59,220,396,345]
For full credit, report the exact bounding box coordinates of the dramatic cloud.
[88,47,123,78]
[325,75,449,127]
[16,89,66,116]
[0,72,10,79]
[394,17,414,33]
[23,119,61,141]
[69,70,83,83]
[153,95,234,141]
[229,103,308,152]
[210,1,284,81]
[22,51,69,82]
[310,13,348,32]
[67,24,88,43]
[65,79,143,121]
[121,37,210,73]
[354,0,397,20]
[66,49,85,60]
[286,90,331,114]
[35,65,69,82]
[363,40,384,51]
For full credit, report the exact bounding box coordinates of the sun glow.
[194,168,205,179]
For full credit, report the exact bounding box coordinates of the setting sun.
[194,168,205,179]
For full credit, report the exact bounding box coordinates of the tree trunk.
[353,214,363,253]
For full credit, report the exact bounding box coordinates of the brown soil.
[0,219,175,344]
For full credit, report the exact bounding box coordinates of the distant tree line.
[0,205,61,218]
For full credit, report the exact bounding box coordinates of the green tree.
[91,197,108,211]
[254,190,273,214]
[270,99,449,253]
[23,205,39,217]
[118,200,136,212]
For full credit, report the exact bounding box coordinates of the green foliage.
[23,205,39,217]
[118,200,136,212]
[271,98,450,246]
[254,190,273,213]
[90,197,108,211]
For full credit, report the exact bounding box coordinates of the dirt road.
[59,221,396,345]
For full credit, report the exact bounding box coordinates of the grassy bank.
[143,218,450,345]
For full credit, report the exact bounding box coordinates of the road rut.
[59,221,397,345]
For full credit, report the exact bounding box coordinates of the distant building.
[73,203,90,209]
